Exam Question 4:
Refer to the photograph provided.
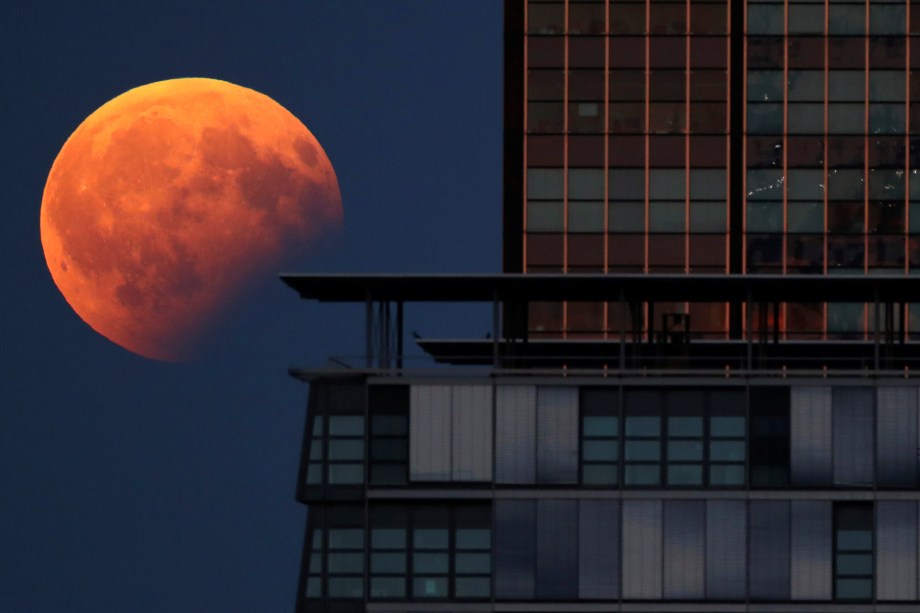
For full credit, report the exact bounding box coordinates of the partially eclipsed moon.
[40,78,343,361]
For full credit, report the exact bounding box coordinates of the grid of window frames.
[522,0,920,340]
[834,502,874,600]
[524,0,730,338]
[303,506,365,602]
[369,505,492,601]
[584,387,747,487]
[303,385,366,489]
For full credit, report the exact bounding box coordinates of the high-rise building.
[286,2,920,612]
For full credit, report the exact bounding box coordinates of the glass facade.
[515,0,920,339]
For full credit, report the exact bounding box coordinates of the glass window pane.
[788,169,825,200]
[836,553,873,575]
[583,464,618,484]
[668,464,703,485]
[788,103,825,134]
[609,169,645,199]
[649,201,686,232]
[528,201,565,232]
[528,168,564,199]
[711,441,746,461]
[569,169,604,199]
[626,416,661,436]
[372,552,407,573]
[669,416,703,436]
[748,4,784,35]
[668,440,704,461]
[329,528,364,549]
[329,416,364,436]
[373,528,406,548]
[747,201,783,232]
[789,202,824,233]
[625,440,661,461]
[747,169,783,199]
[610,202,645,232]
[689,169,726,200]
[456,528,491,550]
[328,577,363,598]
[828,104,865,134]
[584,439,618,461]
[413,577,448,598]
[569,201,605,232]
[371,577,406,598]
[829,71,864,101]
[456,552,491,574]
[329,439,364,460]
[870,5,905,35]
[870,71,905,102]
[836,578,873,599]
[789,5,824,34]
[414,528,449,549]
[789,70,824,101]
[709,464,745,485]
[455,577,491,598]
[837,529,872,550]
[624,464,661,485]
[870,103,906,135]
[649,169,686,200]
[584,415,618,437]
[829,4,864,35]
[413,552,449,573]
[328,552,363,573]
[690,201,726,232]
[329,463,364,484]
[711,416,746,437]
[372,415,407,436]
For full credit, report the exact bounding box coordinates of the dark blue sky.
[1,3,501,611]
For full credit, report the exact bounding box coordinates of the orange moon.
[40,78,342,361]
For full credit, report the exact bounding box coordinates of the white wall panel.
[664,500,705,600]
[578,500,619,600]
[495,386,536,484]
[536,386,578,484]
[877,501,918,601]
[409,385,452,481]
[705,500,746,599]
[450,385,493,482]
[833,387,874,487]
[877,387,919,487]
[791,387,832,486]
[622,500,663,600]
[790,501,832,600]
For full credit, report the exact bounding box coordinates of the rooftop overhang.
[281,272,920,304]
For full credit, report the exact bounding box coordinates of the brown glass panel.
[610,70,646,101]
[690,37,727,69]
[568,234,605,268]
[826,137,865,167]
[787,137,825,167]
[568,136,605,167]
[570,37,606,68]
[526,233,565,268]
[648,234,685,268]
[688,303,727,338]
[827,235,866,269]
[567,302,605,337]
[911,103,920,133]
[611,4,646,35]
[829,39,865,70]
[608,233,646,268]
[610,37,647,68]
[650,3,686,35]
[788,37,825,69]
[569,4,606,36]
[690,70,727,101]
[569,70,605,100]
[528,135,565,166]
[911,39,920,65]
[689,103,727,134]
[610,103,646,133]
[530,301,564,337]
[650,135,686,167]
[912,1,920,35]
[910,237,920,268]
[690,136,727,167]
[528,69,565,101]
[569,102,605,133]
[868,236,905,267]
[528,37,565,68]
[909,71,920,100]
[827,202,865,233]
[528,4,565,35]
[528,102,565,132]
[650,70,686,101]
[610,135,646,166]
[869,201,905,233]
[746,234,783,271]
[748,37,784,69]
[868,137,905,167]
[649,102,686,133]
[787,235,825,273]
[689,234,727,270]
[747,137,783,168]
[607,301,645,334]
[787,303,824,339]
[649,37,686,69]
[869,37,906,68]
[690,4,727,35]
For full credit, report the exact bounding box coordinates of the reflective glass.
[836,578,873,599]
[710,441,746,461]
[711,416,746,437]
[528,201,564,232]
[668,464,703,485]
[414,528,449,549]
[624,464,661,485]
[328,464,363,484]
[837,529,872,550]
[328,552,363,573]
[836,553,873,575]
[625,440,661,461]
[328,577,363,598]
[329,439,364,460]
[456,528,491,550]
[569,169,604,199]
[328,528,364,549]
[583,415,618,436]
[583,439,618,461]
[370,577,405,598]
[668,440,703,461]
[455,577,491,598]
[709,465,745,485]
[372,528,406,548]
[413,553,449,573]
[669,416,703,436]
[413,577,448,598]
[626,416,661,436]
[372,552,406,573]
[583,464,618,484]
[328,416,364,436]
[528,168,564,199]
[455,553,491,574]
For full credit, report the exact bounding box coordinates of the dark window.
[835,503,874,601]
[750,387,790,487]
[304,505,365,602]
[369,386,409,486]
[624,390,663,486]
[370,506,408,599]
[580,388,619,485]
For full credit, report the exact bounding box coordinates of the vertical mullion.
[563,0,570,338]
[603,0,610,339]
[864,0,871,339]
[782,0,790,340]
[823,0,830,340]
[685,0,692,277]
[523,2,530,274]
